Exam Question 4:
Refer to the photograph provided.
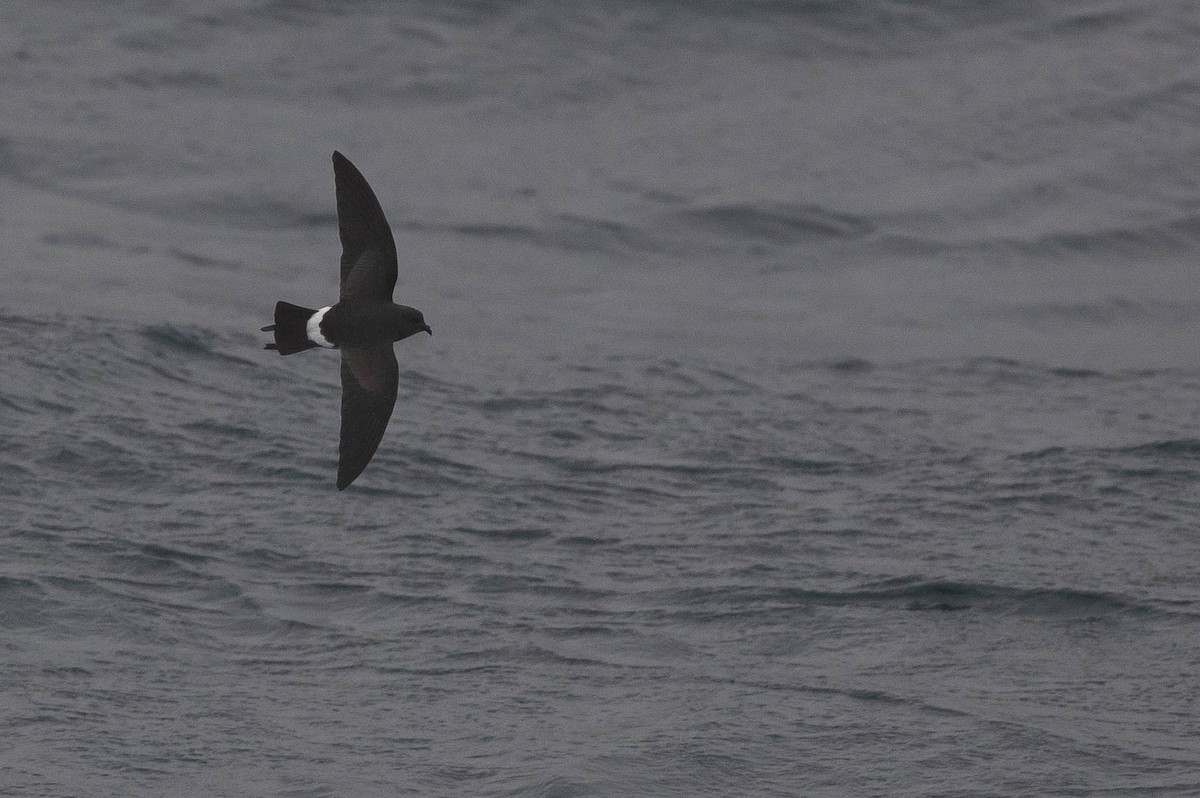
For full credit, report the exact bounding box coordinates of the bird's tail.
[262,301,319,355]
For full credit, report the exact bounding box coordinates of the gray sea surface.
[3,2,1200,796]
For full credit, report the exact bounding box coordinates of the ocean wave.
[671,201,874,246]
[0,575,45,629]
[0,314,299,494]
[1018,437,1200,463]
[881,211,1200,263]
[454,525,554,541]
[401,213,654,256]
[406,200,877,260]
[935,361,1109,385]
[94,68,223,91]
[754,455,876,476]
[1008,297,1199,327]
[140,322,259,366]
[1017,214,1200,258]
[651,577,1175,619]
[1040,4,1140,37]
[1117,438,1200,458]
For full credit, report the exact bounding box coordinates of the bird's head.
[394,305,432,341]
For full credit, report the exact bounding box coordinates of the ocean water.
[3,2,1200,795]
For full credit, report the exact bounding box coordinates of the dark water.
[3,2,1200,795]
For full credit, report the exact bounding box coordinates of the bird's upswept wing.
[333,151,399,302]
[337,344,399,490]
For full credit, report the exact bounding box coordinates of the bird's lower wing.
[337,344,399,490]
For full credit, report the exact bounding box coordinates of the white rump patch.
[306,306,335,348]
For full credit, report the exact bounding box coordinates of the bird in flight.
[262,151,431,490]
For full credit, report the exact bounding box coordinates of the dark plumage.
[262,152,431,490]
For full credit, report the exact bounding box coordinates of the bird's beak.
[423,325,432,336]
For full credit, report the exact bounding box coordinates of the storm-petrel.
[262,151,431,490]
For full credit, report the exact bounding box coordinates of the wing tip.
[336,467,359,491]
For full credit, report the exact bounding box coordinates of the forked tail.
[261,301,319,355]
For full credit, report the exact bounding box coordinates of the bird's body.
[262,151,430,490]
[322,301,427,348]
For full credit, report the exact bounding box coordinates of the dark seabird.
[262,151,431,490]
